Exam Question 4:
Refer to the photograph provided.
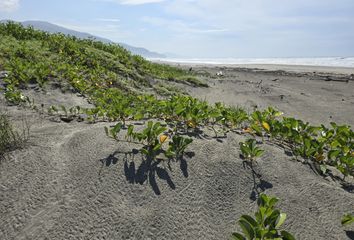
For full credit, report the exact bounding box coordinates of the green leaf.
[330,140,341,148]
[255,211,262,224]
[112,122,123,135]
[231,232,246,240]
[147,121,153,129]
[140,148,149,156]
[153,143,161,152]
[255,149,264,158]
[238,219,255,240]
[165,149,175,158]
[265,209,280,227]
[268,197,279,209]
[341,214,354,226]
[251,124,263,136]
[155,127,167,136]
[264,230,278,239]
[134,112,144,120]
[276,213,287,228]
[280,230,296,240]
[127,125,134,136]
[258,193,269,207]
[240,215,258,228]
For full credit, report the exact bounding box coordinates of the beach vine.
[1,22,353,185]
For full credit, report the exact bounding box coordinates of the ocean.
[149,57,354,68]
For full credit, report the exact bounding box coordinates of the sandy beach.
[1,64,354,239]
[181,64,354,127]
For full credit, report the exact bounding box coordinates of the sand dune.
[1,65,354,239]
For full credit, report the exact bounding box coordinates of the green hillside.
[0,21,206,104]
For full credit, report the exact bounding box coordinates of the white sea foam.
[149,57,354,68]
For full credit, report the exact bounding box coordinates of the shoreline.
[151,60,354,75]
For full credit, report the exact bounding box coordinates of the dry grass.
[0,111,30,160]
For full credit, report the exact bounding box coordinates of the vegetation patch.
[232,194,295,240]
[171,75,209,87]
[0,111,30,160]
[0,21,207,103]
[240,139,264,161]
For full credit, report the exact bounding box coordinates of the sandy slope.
[1,66,354,240]
[186,65,354,127]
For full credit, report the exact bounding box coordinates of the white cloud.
[0,0,20,12]
[163,0,354,31]
[138,0,354,57]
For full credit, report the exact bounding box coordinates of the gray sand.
[184,65,354,127]
[0,65,354,240]
[155,61,354,75]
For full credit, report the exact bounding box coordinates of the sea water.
[149,57,354,68]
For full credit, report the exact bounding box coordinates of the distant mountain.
[1,20,166,58]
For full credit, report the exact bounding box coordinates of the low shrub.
[240,139,264,161]
[232,193,295,240]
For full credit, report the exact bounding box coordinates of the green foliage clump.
[126,121,167,159]
[105,120,193,162]
[165,135,193,159]
[44,87,353,179]
[0,21,206,101]
[3,85,27,105]
[246,108,354,178]
[232,194,295,240]
[173,75,209,87]
[240,139,264,161]
[153,83,184,96]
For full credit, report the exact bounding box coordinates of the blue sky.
[1,0,354,58]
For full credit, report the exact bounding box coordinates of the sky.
[1,0,354,58]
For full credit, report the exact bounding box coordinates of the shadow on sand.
[346,231,354,240]
[100,149,194,195]
[242,159,273,201]
[124,156,175,195]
